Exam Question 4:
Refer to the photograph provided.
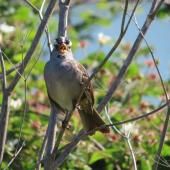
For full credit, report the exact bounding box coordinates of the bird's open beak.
[58,43,67,54]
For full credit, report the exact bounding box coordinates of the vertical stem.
[7,0,57,93]
[46,110,57,155]
[154,106,170,170]
[0,50,10,163]
[126,138,137,170]
[0,0,57,165]
[0,93,10,164]
[97,3,159,112]
[57,0,70,37]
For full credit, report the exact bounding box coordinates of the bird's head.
[54,36,72,55]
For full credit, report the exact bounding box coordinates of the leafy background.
[0,0,170,169]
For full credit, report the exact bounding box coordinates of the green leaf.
[140,159,152,170]
[126,63,139,78]
[89,150,112,164]
[13,6,30,21]
[157,6,170,19]
[162,144,170,156]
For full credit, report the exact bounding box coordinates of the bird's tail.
[78,107,110,134]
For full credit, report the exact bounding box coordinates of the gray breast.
[44,56,82,111]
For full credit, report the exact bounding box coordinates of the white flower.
[10,98,22,109]
[7,139,18,151]
[120,123,138,137]
[98,32,111,45]
[0,23,15,33]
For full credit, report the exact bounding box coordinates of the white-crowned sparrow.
[44,36,110,133]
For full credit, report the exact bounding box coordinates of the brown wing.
[76,62,110,134]
[76,62,94,105]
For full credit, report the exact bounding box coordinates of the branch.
[105,105,137,169]
[53,130,85,169]
[4,142,25,170]
[126,137,137,170]
[75,0,140,115]
[120,0,128,34]
[1,51,25,80]
[89,0,140,83]
[0,63,21,80]
[129,10,169,169]
[24,0,53,53]
[8,0,56,93]
[52,111,72,156]
[36,124,48,170]
[53,100,169,167]
[45,109,57,156]
[97,0,163,112]
[57,0,70,37]
[0,0,57,164]
[0,49,7,90]
[40,107,58,170]
[44,0,72,161]
[127,1,169,169]
[154,107,170,170]
[44,1,165,168]
[0,49,10,163]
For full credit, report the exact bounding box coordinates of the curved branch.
[7,0,56,92]
[0,0,57,164]
[97,0,164,112]
[53,101,169,167]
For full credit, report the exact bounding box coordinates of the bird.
[44,36,110,134]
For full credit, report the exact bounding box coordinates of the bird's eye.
[65,39,70,45]
[65,39,72,47]
[58,39,62,44]
[56,37,64,45]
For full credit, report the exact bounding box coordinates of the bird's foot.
[80,74,88,86]
[75,104,81,111]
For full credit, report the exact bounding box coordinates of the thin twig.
[154,107,170,170]
[97,0,163,112]
[0,49,10,163]
[0,63,21,80]
[49,0,166,168]
[105,104,137,169]
[107,101,168,127]
[7,0,56,92]
[24,0,53,53]
[90,0,140,82]
[133,14,168,102]
[0,49,7,90]
[2,51,25,80]
[40,0,46,14]
[0,0,57,164]
[89,138,105,150]
[126,137,137,170]
[14,80,27,153]
[25,39,46,79]
[152,155,170,168]
[75,0,140,115]
[129,1,170,169]
[53,101,169,167]
[127,9,170,169]
[104,106,125,137]
[4,142,25,170]
[53,130,85,168]
[131,14,170,168]
[45,109,57,156]
[52,111,72,156]
[36,124,49,170]
[121,0,129,34]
